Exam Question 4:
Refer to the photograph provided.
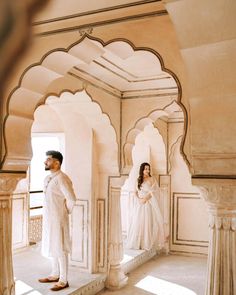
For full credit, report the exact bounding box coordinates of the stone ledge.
[69,275,106,295]
[70,249,158,294]
[121,248,157,274]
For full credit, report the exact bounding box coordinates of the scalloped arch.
[42,90,118,174]
[168,135,183,173]
[2,34,188,171]
[123,101,183,169]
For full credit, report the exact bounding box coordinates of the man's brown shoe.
[38,277,59,283]
[50,282,69,291]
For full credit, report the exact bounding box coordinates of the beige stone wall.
[168,122,209,254]
[166,0,236,176]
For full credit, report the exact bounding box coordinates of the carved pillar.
[159,175,171,253]
[106,186,128,290]
[193,178,236,295]
[0,173,25,295]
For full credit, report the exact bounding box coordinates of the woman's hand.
[145,192,152,201]
[139,192,152,204]
[140,198,147,204]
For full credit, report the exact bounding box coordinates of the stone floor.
[98,254,207,295]
[13,246,105,295]
[13,246,145,295]
[13,246,207,295]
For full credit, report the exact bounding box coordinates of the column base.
[105,264,128,290]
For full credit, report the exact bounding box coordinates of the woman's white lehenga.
[126,177,165,251]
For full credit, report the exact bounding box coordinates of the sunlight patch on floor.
[135,275,197,295]
[15,279,43,295]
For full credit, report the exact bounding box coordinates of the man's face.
[44,155,57,171]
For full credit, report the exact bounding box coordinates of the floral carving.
[197,182,236,206]
[0,175,24,193]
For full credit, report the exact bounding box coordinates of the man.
[38,150,76,291]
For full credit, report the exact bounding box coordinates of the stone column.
[0,173,25,295]
[106,186,128,290]
[159,175,171,253]
[193,178,236,295]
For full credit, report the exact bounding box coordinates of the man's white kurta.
[41,170,76,258]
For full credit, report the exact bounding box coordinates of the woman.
[126,162,165,251]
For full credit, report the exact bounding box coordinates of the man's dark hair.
[46,150,63,165]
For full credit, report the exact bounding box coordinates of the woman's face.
[143,165,150,177]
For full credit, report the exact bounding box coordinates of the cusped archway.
[42,90,119,174]
[123,101,184,171]
[3,35,185,172]
[30,89,119,271]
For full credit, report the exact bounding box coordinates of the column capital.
[208,214,236,231]
[192,178,236,208]
[0,172,26,195]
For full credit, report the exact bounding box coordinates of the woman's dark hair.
[46,150,63,165]
[137,162,151,190]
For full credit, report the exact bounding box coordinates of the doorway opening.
[28,133,64,244]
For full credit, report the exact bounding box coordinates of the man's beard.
[45,166,50,171]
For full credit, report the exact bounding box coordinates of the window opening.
[29,133,65,216]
